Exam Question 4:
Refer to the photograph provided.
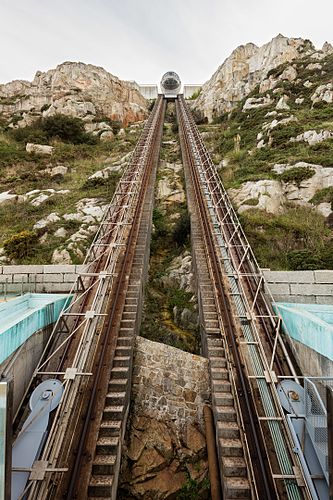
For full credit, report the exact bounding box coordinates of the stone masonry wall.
[119,336,211,499]
[131,336,210,428]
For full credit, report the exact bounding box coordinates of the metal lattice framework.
[177,96,312,499]
[14,96,165,499]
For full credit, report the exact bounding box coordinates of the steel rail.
[65,96,166,499]
[177,96,311,499]
[24,96,165,499]
[177,98,275,499]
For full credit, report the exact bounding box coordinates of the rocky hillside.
[194,35,333,270]
[0,61,147,128]
[195,34,333,121]
[0,62,148,266]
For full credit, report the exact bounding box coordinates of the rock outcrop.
[119,337,210,499]
[194,35,332,121]
[0,61,147,127]
[228,162,333,216]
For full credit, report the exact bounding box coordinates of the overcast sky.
[1,0,333,86]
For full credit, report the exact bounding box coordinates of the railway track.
[17,96,165,499]
[13,94,314,500]
[176,95,311,499]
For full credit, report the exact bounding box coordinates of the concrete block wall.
[263,270,333,305]
[0,264,83,294]
[1,266,333,305]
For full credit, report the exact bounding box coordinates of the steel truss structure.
[177,95,312,499]
[14,96,165,499]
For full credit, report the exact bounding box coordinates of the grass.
[0,122,139,263]
[310,187,333,209]
[240,206,333,270]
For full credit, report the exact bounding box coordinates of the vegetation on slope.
[140,104,199,354]
[196,52,333,270]
[0,115,142,263]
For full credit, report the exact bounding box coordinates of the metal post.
[327,386,333,499]
[0,380,13,500]
[203,405,222,500]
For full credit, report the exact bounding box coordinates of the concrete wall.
[263,269,333,305]
[288,336,333,378]
[183,85,202,99]
[0,264,84,294]
[138,85,158,100]
[2,266,333,303]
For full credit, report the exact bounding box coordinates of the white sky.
[1,0,333,85]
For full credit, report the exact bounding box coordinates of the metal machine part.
[11,379,63,500]
[160,71,181,96]
[277,379,306,415]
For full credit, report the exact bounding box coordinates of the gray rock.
[100,130,115,141]
[51,248,72,264]
[276,95,290,110]
[316,202,332,218]
[26,143,54,155]
[33,212,60,230]
[243,96,273,110]
[43,165,68,177]
[311,83,333,104]
[54,227,67,238]
[290,129,333,146]
[194,34,308,121]
[0,191,19,204]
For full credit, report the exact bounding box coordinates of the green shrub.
[188,88,201,100]
[278,166,315,185]
[110,120,122,135]
[192,109,207,125]
[271,124,304,146]
[152,208,169,238]
[11,125,48,144]
[40,103,51,112]
[3,230,38,259]
[171,122,179,134]
[310,187,333,208]
[286,249,325,270]
[42,114,87,143]
[243,198,259,206]
[11,114,97,145]
[167,288,193,313]
[178,475,210,500]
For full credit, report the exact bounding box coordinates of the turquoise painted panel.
[274,302,333,361]
[0,293,72,364]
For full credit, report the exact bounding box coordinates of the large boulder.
[229,179,285,214]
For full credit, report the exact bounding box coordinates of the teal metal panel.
[274,302,333,361]
[0,293,72,364]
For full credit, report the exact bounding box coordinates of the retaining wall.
[0,264,84,294]
[1,266,333,304]
[263,270,333,305]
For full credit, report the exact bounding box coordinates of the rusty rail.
[22,96,165,500]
